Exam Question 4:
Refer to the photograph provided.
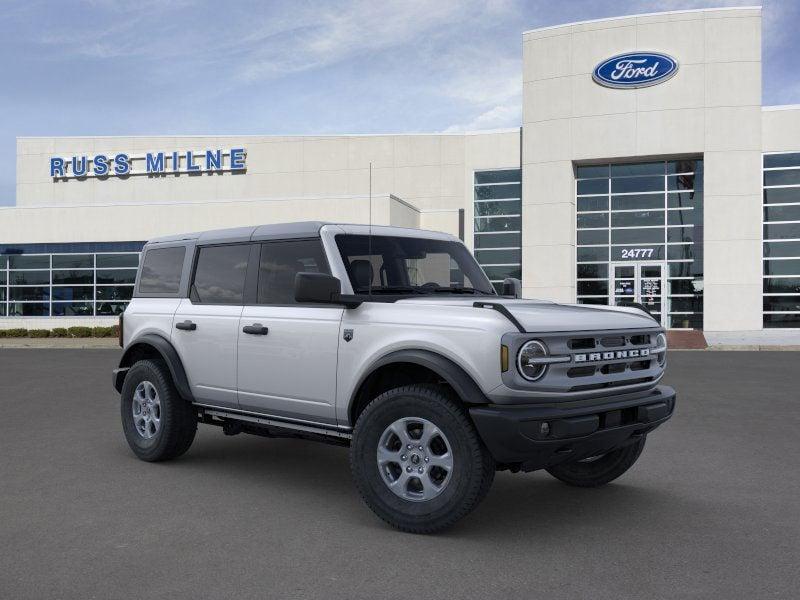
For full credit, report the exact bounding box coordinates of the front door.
[236,239,343,426]
[610,262,666,326]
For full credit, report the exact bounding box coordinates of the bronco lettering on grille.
[574,348,650,362]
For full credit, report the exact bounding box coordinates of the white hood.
[397,297,659,332]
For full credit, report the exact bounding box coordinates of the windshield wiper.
[430,286,487,295]
[354,286,427,295]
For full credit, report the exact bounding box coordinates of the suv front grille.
[568,337,595,350]
[506,327,665,395]
[561,330,662,391]
[569,376,655,392]
[599,336,626,348]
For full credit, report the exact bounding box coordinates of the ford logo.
[593,52,678,89]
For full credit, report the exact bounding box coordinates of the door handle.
[175,320,197,331]
[242,323,269,335]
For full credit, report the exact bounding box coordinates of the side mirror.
[502,277,522,299]
[295,272,361,308]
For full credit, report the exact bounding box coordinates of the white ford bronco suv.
[114,222,674,533]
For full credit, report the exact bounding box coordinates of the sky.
[1,0,799,206]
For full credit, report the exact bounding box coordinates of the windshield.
[335,234,496,296]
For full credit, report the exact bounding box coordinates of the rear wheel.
[350,385,494,533]
[120,359,197,462]
[545,436,646,487]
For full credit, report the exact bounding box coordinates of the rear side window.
[192,244,250,304]
[138,247,186,294]
[258,240,329,304]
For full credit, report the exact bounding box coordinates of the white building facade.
[2,6,799,337]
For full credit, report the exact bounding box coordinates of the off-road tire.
[545,436,647,487]
[120,359,197,462]
[350,384,494,534]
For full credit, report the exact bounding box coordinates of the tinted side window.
[138,247,186,294]
[192,244,250,304]
[258,240,330,304]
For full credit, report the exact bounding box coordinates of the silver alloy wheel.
[377,417,454,502]
[132,380,162,440]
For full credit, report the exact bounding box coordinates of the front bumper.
[469,385,675,472]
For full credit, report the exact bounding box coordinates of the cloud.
[235,0,476,82]
[31,1,192,59]
[438,52,522,131]
[442,103,521,132]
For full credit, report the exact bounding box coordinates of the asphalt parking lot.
[1,349,798,599]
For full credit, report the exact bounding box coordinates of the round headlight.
[517,340,549,381]
[655,333,667,366]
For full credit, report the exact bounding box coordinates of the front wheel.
[545,436,647,487]
[350,385,494,534]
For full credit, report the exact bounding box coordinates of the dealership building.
[1,6,799,340]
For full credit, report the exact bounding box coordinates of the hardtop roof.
[145,221,456,247]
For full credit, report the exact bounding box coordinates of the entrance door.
[610,262,666,326]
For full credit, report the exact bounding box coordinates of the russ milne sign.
[593,52,678,89]
[50,148,246,179]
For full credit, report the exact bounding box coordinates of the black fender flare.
[115,333,194,401]
[350,349,490,416]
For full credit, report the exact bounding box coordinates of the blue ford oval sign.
[593,52,678,89]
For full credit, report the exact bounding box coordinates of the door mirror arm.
[295,272,362,308]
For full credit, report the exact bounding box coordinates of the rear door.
[171,243,254,409]
[237,239,343,425]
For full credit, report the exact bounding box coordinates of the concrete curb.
[674,345,800,351]
[707,345,800,351]
[0,339,120,349]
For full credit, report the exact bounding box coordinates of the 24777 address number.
[620,247,655,259]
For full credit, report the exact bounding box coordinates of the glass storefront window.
[611,211,664,228]
[576,159,704,329]
[577,213,608,228]
[10,271,50,285]
[474,170,520,184]
[611,162,663,177]
[0,248,141,319]
[52,286,94,301]
[474,169,522,293]
[96,254,140,268]
[9,287,50,301]
[52,302,94,316]
[763,153,800,328]
[96,302,129,316]
[96,286,134,301]
[576,165,608,179]
[8,303,49,317]
[52,270,93,284]
[52,254,93,269]
[96,269,137,284]
[611,176,664,194]
[9,255,49,269]
[474,200,520,217]
[474,216,521,233]
[474,249,521,264]
[474,184,521,200]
